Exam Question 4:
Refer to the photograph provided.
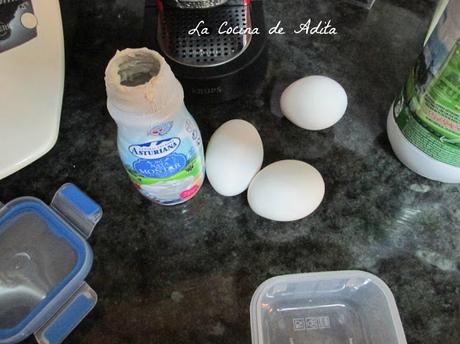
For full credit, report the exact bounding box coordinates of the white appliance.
[0,0,64,179]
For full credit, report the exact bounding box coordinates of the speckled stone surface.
[1,0,459,343]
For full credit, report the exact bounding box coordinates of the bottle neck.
[107,101,186,129]
[105,48,184,120]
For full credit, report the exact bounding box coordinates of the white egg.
[280,75,348,130]
[248,160,325,222]
[206,119,264,197]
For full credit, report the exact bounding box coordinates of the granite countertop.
[1,0,459,343]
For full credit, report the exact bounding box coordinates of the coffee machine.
[144,0,267,102]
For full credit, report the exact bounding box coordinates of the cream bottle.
[105,48,205,205]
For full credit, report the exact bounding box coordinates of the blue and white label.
[129,137,181,160]
[132,153,187,179]
[116,106,205,205]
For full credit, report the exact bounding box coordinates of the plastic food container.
[250,271,407,344]
[0,184,102,344]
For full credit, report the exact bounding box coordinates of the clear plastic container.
[0,184,102,344]
[250,271,407,344]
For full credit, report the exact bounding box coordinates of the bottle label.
[394,26,460,167]
[119,113,205,205]
[129,137,181,160]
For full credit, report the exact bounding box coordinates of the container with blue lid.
[0,184,102,344]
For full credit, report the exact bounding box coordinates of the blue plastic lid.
[0,184,101,344]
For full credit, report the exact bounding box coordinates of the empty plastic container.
[250,271,407,344]
[0,184,102,344]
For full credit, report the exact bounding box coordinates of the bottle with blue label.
[105,48,205,205]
